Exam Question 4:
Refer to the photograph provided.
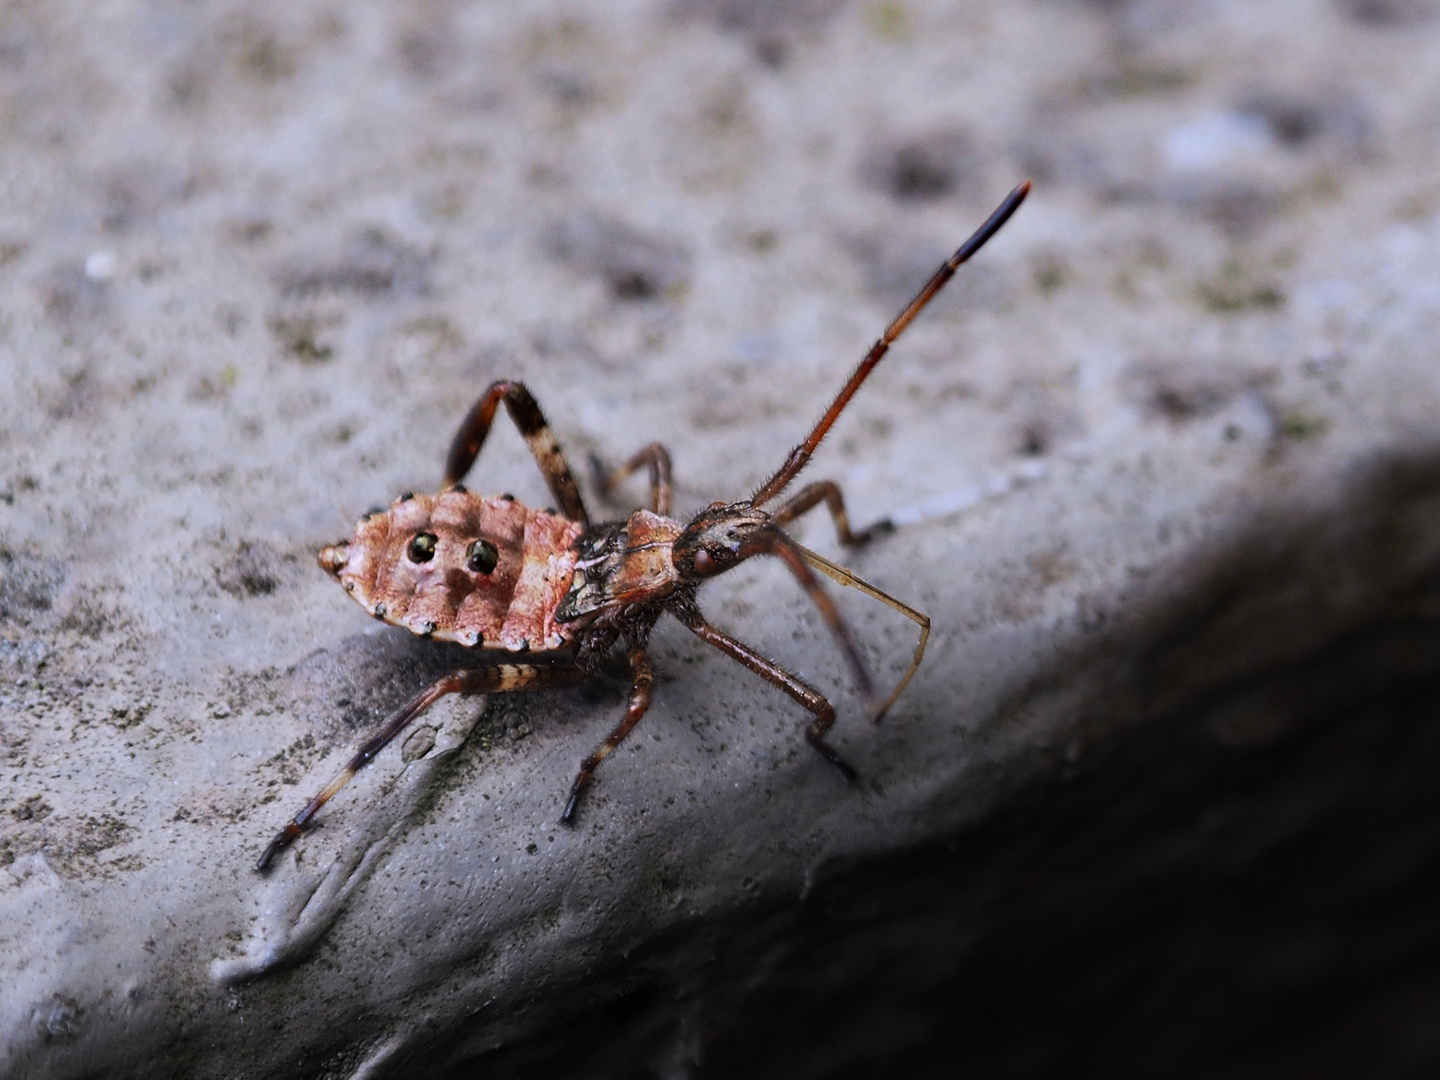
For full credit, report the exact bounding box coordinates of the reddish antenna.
[752,180,1031,508]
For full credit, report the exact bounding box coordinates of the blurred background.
[11,0,1437,506]
[4,1,1440,1077]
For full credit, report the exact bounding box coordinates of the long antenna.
[751,180,1031,508]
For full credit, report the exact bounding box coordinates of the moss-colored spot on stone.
[268,312,336,363]
[1281,412,1330,440]
[868,1,909,39]
[1197,280,1286,314]
[1034,257,1067,296]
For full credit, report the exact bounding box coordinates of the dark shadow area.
[439,629,1440,1080]
[687,632,1440,1079]
[418,448,1440,1080]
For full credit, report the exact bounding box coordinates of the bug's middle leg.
[679,610,858,782]
[443,380,590,526]
[561,642,654,823]
[770,481,893,546]
[257,660,586,871]
[591,442,673,516]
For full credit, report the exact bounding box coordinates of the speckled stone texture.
[3,2,1440,1077]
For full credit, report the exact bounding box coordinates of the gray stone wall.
[2,1,1439,1077]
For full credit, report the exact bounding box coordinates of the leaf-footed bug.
[256,182,1030,871]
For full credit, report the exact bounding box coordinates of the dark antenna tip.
[254,845,279,874]
[948,179,1031,269]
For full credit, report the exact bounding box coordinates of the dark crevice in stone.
[410,447,1440,1080]
[431,626,1440,1080]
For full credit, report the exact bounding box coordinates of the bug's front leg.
[769,480,894,546]
[257,661,586,872]
[561,642,654,823]
[679,611,858,782]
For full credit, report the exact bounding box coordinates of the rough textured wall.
[2,1,1440,1077]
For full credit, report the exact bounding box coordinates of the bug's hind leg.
[678,611,858,782]
[562,643,654,823]
[444,380,591,527]
[590,442,674,516]
[770,480,894,546]
[257,661,586,871]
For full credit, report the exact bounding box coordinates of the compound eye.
[407,532,438,563]
[693,549,717,574]
[466,539,499,575]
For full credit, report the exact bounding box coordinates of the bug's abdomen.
[321,490,582,651]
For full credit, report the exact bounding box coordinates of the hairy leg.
[591,442,674,516]
[257,661,586,871]
[443,380,590,526]
[680,611,857,781]
[770,480,894,546]
[561,643,654,823]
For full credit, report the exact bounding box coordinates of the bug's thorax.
[318,489,583,652]
[556,508,688,626]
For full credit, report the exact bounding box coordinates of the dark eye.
[694,549,717,574]
[466,539,499,574]
[407,532,438,562]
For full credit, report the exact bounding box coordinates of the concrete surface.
[2,1,1440,1077]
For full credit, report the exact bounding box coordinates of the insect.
[256,181,1029,871]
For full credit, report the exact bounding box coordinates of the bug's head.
[673,502,772,579]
